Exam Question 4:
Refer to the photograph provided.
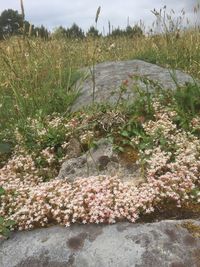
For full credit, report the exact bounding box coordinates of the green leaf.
[0,227,10,237]
[0,143,11,154]
[127,124,132,132]
[139,143,148,150]
[117,146,125,152]
[0,216,5,225]
[191,188,200,197]
[0,187,5,196]
[121,130,130,138]
[4,219,16,227]
[122,140,131,145]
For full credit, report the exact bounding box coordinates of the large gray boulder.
[72,60,194,112]
[0,220,200,267]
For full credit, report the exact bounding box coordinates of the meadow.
[0,6,200,235]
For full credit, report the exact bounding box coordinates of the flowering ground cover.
[0,83,200,232]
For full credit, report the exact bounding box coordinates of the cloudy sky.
[0,0,198,33]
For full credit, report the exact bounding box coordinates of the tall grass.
[0,5,200,150]
[0,38,81,129]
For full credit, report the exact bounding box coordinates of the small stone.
[57,138,143,185]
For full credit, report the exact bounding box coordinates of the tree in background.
[0,8,49,40]
[109,27,124,38]
[66,23,85,39]
[86,26,101,38]
[0,7,143,40]
[52,24,85,39]
[33,25,49,39]
[109,24,143,38]
[52,26,67,39]
[0,9,23,39]
[131,25,143,37]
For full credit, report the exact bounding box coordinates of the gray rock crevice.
[57,138,142,185]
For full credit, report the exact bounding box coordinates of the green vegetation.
[0,187,15,237]
[0,4,200,234]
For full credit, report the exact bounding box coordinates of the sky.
[0,0,199,33]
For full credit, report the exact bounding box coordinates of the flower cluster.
[191,116,200,130]
[137,99,200,206]
[0,100,200,231]
[41,147,56,165]
[0,153,43,189]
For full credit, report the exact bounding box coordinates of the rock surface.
[57,139,143,185]
[72,60,194,111]
[0,220,200,267]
